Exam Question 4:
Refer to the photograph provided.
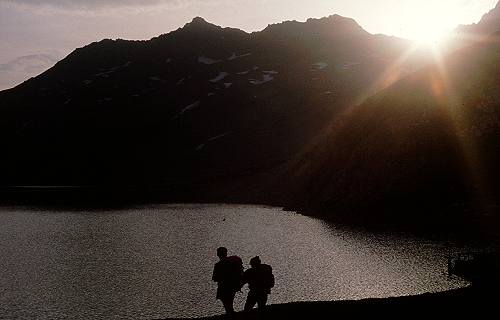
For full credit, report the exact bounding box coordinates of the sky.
[0,0,498,90]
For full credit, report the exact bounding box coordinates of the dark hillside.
[0,15,426,204]
[287,32,500,234]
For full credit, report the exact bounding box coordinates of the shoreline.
[164,286,495,319]
[1,194,497,247]
[1,201,496,319]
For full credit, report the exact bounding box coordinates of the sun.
[394,2,458,49]
[403,22,452,49]
[409,28,451,48]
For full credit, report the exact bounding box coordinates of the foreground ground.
[163,286,497,320]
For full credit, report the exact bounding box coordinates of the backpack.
[260,264,275,289]
[226,256,243,283]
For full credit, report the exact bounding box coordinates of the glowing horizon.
[0,0,498,90]
[377,1,479,45]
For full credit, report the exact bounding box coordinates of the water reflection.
[0,205,469,319]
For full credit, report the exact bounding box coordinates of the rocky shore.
[164,286,496,320]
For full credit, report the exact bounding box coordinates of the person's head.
[217,247,228,259]
[250,256,261,268]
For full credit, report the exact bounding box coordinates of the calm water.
[0,204,469,319]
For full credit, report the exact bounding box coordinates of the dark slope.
[163,287,498,320]
[0,15,425,204]
[289,31,500,231]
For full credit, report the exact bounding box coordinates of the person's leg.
[256,293,268,310]
[244,291,257,312]
[221,292,236,314]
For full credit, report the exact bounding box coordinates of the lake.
[0,204,470,319]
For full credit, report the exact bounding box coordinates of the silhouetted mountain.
[457,1,500,38]
[0,15,426,203]
[289,31,500,229]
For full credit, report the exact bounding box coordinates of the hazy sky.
[0,0,498,90]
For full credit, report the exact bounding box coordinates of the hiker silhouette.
[241,256,275,311]
[212,247,243,314]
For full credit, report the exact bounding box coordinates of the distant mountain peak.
[190,16,209,25]
[262,13,368,36]
[478,0,500,24]
[183,16,221,31]
[457,0,500,36]
[310,14,366,32]
[308,14,355,24]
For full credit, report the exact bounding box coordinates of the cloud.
[0,53,61,90]
[0,53,59,73]
[0,0,193,10]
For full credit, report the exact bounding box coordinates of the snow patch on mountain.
[227,52,252,61]
[210,72,229,83]
[94,72,110,78]
[342,61,360,70]
[249,74,274,85]
[178,100,201,116]
[198,56,221,65]
[94,61,131,77]
[195,132,232,151]
[97,97,113,103]
[313,62,328,70]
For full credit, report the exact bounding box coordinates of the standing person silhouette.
[212,247,243,315]
[242,256,275,312]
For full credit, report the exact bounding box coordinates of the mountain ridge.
[286,29,500,231]
[0,12,425,202]
[457,0,500,37]
[3,8,500,235]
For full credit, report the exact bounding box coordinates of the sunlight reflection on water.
[0,204,469,319]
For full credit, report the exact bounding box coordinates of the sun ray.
[428,44,493,213]
[353,43,421,106]
[450,31,500,47]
